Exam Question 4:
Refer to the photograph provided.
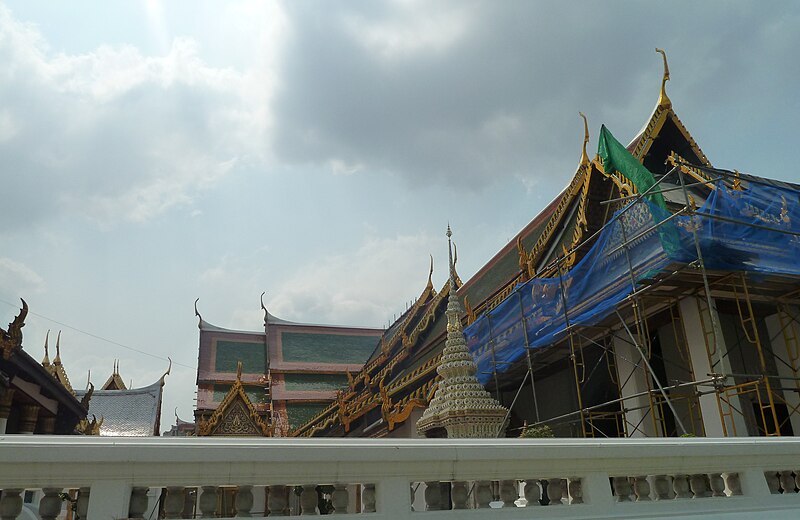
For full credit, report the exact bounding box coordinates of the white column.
[679,296,747,437]
[86,481,132,520]
[765,311,800,435]
[612,331,658,437]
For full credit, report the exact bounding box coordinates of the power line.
[0,297,193,370]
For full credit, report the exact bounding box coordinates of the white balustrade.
[1,436,800,519]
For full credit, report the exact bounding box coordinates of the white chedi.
[417,227,508,439]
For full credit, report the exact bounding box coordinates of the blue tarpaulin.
[466,179,800,384]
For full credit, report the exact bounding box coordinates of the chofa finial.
[579,112,590,167]
[427,254,434,289]
[655,48,671,108]
[194,298,202,329]
[42,330,51,365]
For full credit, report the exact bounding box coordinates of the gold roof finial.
[426,254,434,289]
[236,360,243,380]
[194,298,203,329]
[579,112,590,167]
[54,330,62,363]
[655,47,671,108]
[42,330,51,367]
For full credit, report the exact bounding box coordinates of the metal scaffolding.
[485,161,800,439]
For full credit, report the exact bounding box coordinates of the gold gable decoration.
[197,362,272,437]
[1,299,27,361]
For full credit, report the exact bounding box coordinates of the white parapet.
[1,436,800,519]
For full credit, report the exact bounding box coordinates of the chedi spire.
[416,225,508,438]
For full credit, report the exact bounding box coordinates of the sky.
[1,0,798,431]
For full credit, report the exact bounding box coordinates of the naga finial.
[54,330,62,362]
[42,330,51,366]
[236,360,243,380]
[655,48,671,108]
[261,291,269,327]
[161,357,172,380]
[427,255,434,289]
[579,112,590,167]
[194,298,202,329]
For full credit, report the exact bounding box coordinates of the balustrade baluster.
[164,486,186,519]
[300,484,318,515]
[0,489,23,520]
[423,481,441,511]
[499,479,518,507]
[475,481,492,509]
[199,486,218,518]
[653,475,671,500]
[451,481,469,509]
[673,474,692,499]
[523,479,541,506]
[764,471,780,494]
[128,487,149,519]
[362,484,376,513]
[236,485,254,517]
[39,487,63,520]
[331,484,349,515]
[612,476,632,502]
[76,488,90,518]
[633,476,651,501]
[779,470,796,493]
[709,473,726,497]
[690,474,708,498]
[568,478,583,504]
[724,473,742,496]
[546,478,564,505]
[268,485,288,516]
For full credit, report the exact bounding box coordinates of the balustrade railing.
[1,436,800,519]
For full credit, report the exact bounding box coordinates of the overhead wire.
[0,296,193,370]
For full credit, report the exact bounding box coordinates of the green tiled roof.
[214,340,266,373]
[284,373,349,392]
[281,332,377,364]
[212,384,269,405]
[287,403,329,430]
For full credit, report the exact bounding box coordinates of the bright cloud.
[0,4,277,227]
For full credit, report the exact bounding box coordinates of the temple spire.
[655,47,671,108]
[416,226,508,438]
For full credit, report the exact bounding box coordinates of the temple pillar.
[39,414,56,434]
[18,403,40,434]
[0,389,13,434]
[765,310,800,435]
[612,332,657,437]
[679,296,747,437]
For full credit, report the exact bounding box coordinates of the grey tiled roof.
[76,378,164,436]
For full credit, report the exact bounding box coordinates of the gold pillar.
[19,403,40,434]
[39,414,57,434]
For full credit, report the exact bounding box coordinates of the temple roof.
[101,360,127,390]
[76,376,165,436]
[293,49,718,437]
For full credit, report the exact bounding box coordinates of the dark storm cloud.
[271,1,799,188]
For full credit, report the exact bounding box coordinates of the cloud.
[0,257,46,296]
[0,5,272,227]
[267,233,439,327]
[270,1,799,189]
